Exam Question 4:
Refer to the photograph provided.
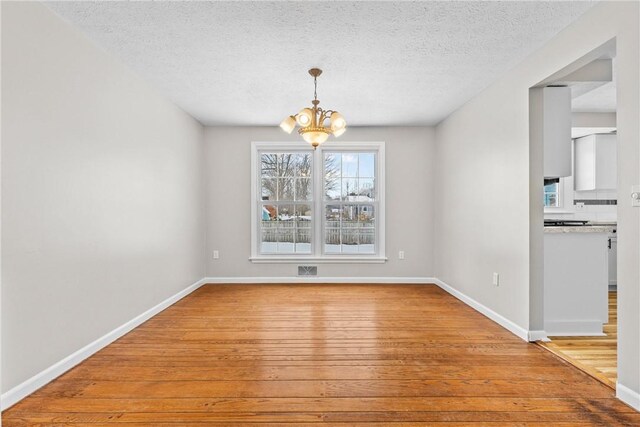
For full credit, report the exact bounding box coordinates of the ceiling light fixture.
[279,68,346,149]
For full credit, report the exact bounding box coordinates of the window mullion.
[314,148,323,256]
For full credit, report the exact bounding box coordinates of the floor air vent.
[298,266,317,276]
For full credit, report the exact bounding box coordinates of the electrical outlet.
[213,250,219,259]
[575,202,585,210]
[398,250,405,260]
[493,272,500,286]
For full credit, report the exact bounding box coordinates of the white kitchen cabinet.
[574,134,617,191]
[544,229,610,336]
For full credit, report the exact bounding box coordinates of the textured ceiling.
[46,1,596,126]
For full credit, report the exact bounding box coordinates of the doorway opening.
[529,39,619,388]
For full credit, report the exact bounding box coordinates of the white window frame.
[250,141,386,263]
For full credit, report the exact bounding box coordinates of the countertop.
[544,225,616,234]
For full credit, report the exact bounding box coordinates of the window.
[259,152,312,254]
[251,142,385,262]
[544,179,560,207]
[323,152,377,254]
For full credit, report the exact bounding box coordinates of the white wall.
[204,126,435,279]
[434,0,639,404]
[1,2,205,393]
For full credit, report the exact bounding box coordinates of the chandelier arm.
[318,110,328,127]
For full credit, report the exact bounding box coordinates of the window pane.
[296,228,311,253]
[278,178,294,201]
[341,178,358,200]
[357,205,375,224]
[544,193,558,207]
[261,204,277,221]
[261,178,277,201]
[358,178,375,200]
[342,153,358,177]
[359,153,375,178]
[544,182,558,193]
[295,178,312,201]
[261,154,279,178]
[340,204,360,221]
[277,216,295,253]
[261,226,277,253]
[278,203,294,220]
[341,228,359,253]
[295,204,312,224]
[324,153,341,200]
[324,228,341,253]
[295,153,312,177]
[544,180,559,207]
[325,204,342,226]
[325,186,340,201]
[359,228,375,253]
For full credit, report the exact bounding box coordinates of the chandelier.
[279,68,346,148]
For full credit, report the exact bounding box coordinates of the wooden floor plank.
[3,284,636,425]
[538,291,618,388]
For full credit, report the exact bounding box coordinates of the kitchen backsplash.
[544,176,617,223]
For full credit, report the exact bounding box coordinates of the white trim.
[248,256,388,264]
[527,330,550,342]
[250,141,386,262]
[0,278,207,411]
[431,278,529,341]
[202,276,435,284]
[6,276,634,413]
[617,382,640,411]
[545,320,606,337]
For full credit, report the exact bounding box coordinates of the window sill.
[249,256,388,264]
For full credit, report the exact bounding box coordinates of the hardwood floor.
[3,284,638,425]
[538,291,618,388]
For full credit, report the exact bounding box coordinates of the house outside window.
[251,141,385,263]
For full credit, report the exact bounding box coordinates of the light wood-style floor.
[4,284,638,426]
[539,291,618,388]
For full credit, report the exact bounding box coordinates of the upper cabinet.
[574,134,617,191]
[541,87,572,178]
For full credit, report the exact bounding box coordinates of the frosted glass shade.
[330,112,346,131]
[332,126,347,137]
[296,108,313,127]
[279,116,296,134]
[302,130,329,145]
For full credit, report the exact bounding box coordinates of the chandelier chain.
[313,75,318,101]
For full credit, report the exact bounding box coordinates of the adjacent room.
[2,1,639,424]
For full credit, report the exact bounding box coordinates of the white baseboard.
[545,320,605,337]
[527,330,550,342]
[617,382,640,411]
[431,278,529,341]
[202,276,437,284]
[0,278,208,411]
[4,275,631,413]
